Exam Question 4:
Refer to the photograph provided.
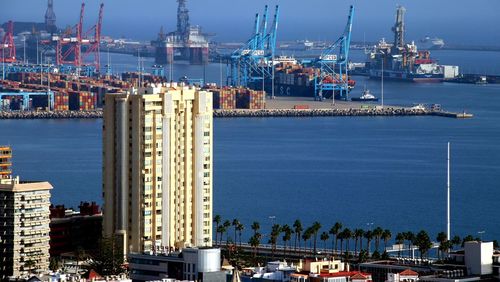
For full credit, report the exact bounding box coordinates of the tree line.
[213,215,499,260]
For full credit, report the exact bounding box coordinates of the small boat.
[351,89,378,101]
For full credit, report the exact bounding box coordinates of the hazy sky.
[1,0,499,45]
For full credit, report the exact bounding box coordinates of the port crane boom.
[314,5,354,101]
[229,5,279,88]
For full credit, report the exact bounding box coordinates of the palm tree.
[213,215,221,244]
[373,227,383,252]
[395,232,405,258]
[311,221,322,254]
[282,224,293,256]
[251,221,260,236]
[232,219,240,243]
[302,228,312,253]
[217,225,225,245]
[343,228,353,256]
[293,219,303,251]
[451,235,461,250]
[436,231,447,260]
[405,231,415,258]
[236,223,245,247]
[320,232,330,251]
[330,222,342,255]
[415,230,432,259]
[269,224,281,256]
[382,229,392,250]
[354,229,364,255]
[364,230,373,255]
[249,232,262,257]
[223,220,231,244]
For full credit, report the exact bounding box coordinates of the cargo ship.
[366,6,458,82]
[249,57,355,99]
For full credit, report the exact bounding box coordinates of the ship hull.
[369,70,443,82]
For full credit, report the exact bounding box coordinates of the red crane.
[56,2,85,66]
[82,3,104,71]
[1,21,16,63]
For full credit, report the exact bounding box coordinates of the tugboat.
[351,89,378,102]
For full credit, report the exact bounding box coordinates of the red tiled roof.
[400,269,419,276]
[320,271,371,278]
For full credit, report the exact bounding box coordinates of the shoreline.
[0,108,472,119]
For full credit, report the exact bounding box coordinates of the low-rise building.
[128,247,224,282]
[49,202,102,257]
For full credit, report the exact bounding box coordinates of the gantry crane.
[229,5,279,88]
[1,21,16,63]
[314,5,354,101]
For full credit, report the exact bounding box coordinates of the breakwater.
[214,108,430,118]
[0,110,103,119]
[0,108,472,119]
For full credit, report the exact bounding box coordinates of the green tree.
[357,249,368,263]
[395,232,405,258]
[364,230,373,255]
[49,257,61,272]
[88,237,125,276]
[282,224,293,256]
[329,222,342,255]
[302,228,312,253]
[373,227,383,252]
[249,232,262,257]
[342,228,353,256]
[405,231,415,258]
[251,221,260,236]
[493,240,499,249]
[216,225,225,245]
[232,219,241,244]
[236,223,245,247]
[382,229,392,250]
[213,215,222,243]
[269,224,282,256]
[462,235,475,247]
[436,231,448,260]
[293,219,303,251]
[311,221,322,254]
[320,232,330,251]
[223,220,231,244]
[451,235,461,250]
[415,230,433,259]
[354,229,364,256]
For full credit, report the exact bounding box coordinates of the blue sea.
[1,50,499,244]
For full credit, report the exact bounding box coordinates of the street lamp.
[1,44,6,81]
[478,231,485,241]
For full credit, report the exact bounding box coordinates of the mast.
[447,142,451,241]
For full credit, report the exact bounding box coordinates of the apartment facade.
[0,176,52,278]
[102,84,213,256]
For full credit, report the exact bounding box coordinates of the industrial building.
[0,147,52,279]
[151,0,210,65]
[102,83,213,258]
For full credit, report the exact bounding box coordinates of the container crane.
[229,5,279,88]
[55,2,85,66]
[82,3,104,71]
[314,5,354,101]
[1,21,16,63]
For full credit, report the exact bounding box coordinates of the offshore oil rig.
[151,0,210,65]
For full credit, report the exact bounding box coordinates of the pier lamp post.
[379,50,385,108]
[477,231,485,241]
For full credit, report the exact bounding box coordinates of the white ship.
[419,36,445,50]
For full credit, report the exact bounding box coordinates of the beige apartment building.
[0,171,52,278]
[102,84,213,256]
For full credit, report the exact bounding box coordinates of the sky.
[1,0,499,45]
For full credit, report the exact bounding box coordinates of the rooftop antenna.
[447,142,451,241]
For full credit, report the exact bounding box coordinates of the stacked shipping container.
[211,87,265,110]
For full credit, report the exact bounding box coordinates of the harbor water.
[1,51,500,243]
